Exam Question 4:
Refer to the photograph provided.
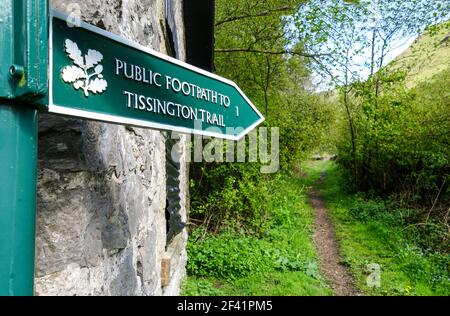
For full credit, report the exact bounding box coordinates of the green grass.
[183,169,332,296]
[307,160,450,296]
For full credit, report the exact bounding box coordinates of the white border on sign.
[48,10,265,141]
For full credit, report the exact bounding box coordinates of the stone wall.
[35,0,188,296]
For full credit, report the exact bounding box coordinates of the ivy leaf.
[62,65,84,83]
[65,39,84,67]
[88,78,108,94]
[306,262,319,279]
[85,49,103,69]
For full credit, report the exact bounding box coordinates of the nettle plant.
[62,39,108,97]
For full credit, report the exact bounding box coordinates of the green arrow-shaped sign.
[49,11,264,140]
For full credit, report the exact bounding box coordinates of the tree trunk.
[264,89,268,115]
[343,89,357,187]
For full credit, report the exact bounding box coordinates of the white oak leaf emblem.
[61,39,108,97]
[85,49,103,68]
[65,39,84,67]
[62,65,84,83]
[88,78,108,94]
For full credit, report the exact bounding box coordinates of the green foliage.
[182,278,226,296]
[190,162,270,233]
[349,198,409,224]
[268,90,336,167]
[188,171,319,280]
[183,272,332,296]
[395,244,448,286]
[349,199,386,222]
[187,230,271,280]
[337,65,450,208]
[348,197,449,252]
[403,221,450,254]
[187,230,323,280]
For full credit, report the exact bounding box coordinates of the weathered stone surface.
[35,0,188,296]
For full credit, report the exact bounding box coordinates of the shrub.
[349,199,386,222]
[187,230,273,280]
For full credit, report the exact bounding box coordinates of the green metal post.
[0,103,38,296]
[0,0,47,296]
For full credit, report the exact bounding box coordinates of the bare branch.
[215,48,326,58]
[215,6,292,27]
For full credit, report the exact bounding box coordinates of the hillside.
[388,21,450,88]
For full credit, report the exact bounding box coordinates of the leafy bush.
[189,161,271,234]
[349,199,386,222]
[404,221,450,254]
[187,230,272,280]
[337,68,450,208]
